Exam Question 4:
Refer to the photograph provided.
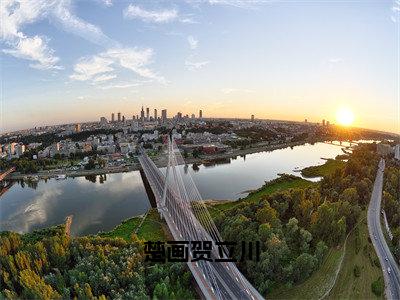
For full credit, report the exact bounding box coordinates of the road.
[367,158,400,299]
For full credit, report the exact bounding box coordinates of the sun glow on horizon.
[336,107,355,126]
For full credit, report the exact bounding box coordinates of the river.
[0,141,363,236]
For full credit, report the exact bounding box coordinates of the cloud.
[0,0,115,70]
[185,60,209,70]
[99,82,141,90]
[105,47,165,83]
[187,35,198,49]
[70,55,114,81]
[1,1,61,69]
[51,0,116,47]
[187,0,266,9]
[71,47,165,85]
[92,74,117,82]
[221,88,255,94]
[101,0,112,7]
[123,5,178,23]
[3,35,61,70]
[391,0,400,23]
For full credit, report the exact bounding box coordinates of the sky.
[1,0,399,134]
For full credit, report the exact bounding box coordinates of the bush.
[353,265,361,277]
[371,277,384,296]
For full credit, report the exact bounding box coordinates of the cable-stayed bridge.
[139,137,263,300]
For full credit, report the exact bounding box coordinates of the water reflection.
[0,172,150,236]
[0,141,361,235]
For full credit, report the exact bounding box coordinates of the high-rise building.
[304,119,308,123]
[75,123,81,133]
[177,112,182,120]
[161,109,167,122]
[117,112,121,122]
[154,109,157,120]
[146,107,150,121]
[191,114,195,119]
[122,115,125,122]
[322,119,326,126]
[140,106,145,122]
[326,121,330,126]
[111,113,115,122]
[199,110,203,119]
[251,115,255,122]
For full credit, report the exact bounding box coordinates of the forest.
[382,159,400,261]
[214,143,379,294]
[0,227,194,299]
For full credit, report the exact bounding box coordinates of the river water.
[0,141,359,236]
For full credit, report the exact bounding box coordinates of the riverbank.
[9,140,308,180]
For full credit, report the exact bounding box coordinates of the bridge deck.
[139,150,263,300]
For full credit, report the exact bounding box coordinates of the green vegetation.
[210,143,381,298]
[100,209,167,242]
[0,224,193,299]
[208,174,315,216]
[371,277,384,297]
[382,161,400,261]
[269,247,343,299]
[327,215,383,299]
[301,158,346,178]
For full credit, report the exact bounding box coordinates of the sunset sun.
[336,107,355,126]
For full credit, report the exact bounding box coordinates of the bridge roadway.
[0,167,16,181]
[139,153,263,300]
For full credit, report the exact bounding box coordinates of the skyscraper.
[117,112,121,122]
[111,113,115,122]
[154,109,157,120]
[161,109,167,122]
[251,115,255,122]
[322,119,326,126]
[146,107,150,121]
[122,115,125,122]
[140,106,145,122]
[199,110,203,119]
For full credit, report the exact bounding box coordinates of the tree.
[291,253,318,283]
[255,202,279,227]
[339,187,359,205]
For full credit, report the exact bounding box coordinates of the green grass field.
[100,209,167,241]
[301,159,346,178]
[327,216,383,299]
[269,247,344,300]
[268,214,384,300]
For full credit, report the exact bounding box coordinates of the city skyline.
[1,0,399,134]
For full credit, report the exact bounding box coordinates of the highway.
[367,158,400,299]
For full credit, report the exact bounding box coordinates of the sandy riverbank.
[9,140,309,180]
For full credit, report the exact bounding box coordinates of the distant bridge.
[139,137,263,300]
[0,167,16,182]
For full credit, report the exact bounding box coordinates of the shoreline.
[9,140,309,180]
